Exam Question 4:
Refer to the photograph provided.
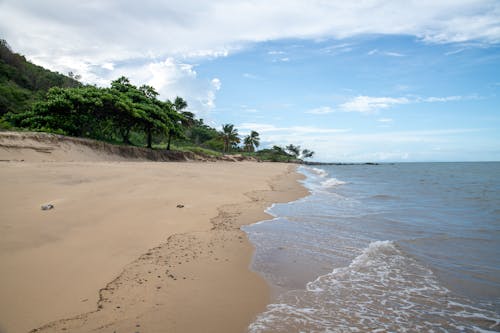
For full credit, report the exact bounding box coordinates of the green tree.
[301,149,315,159]
[106,81,137,144]
[165,96,189,150]
[188,118,219,145]
[138,84,165,149]
[9,85,106,138]
[243,130,260,152]
[219,124,240,153]
[285,144,301,159]
[110,78,172,149]
[255,145,292,162]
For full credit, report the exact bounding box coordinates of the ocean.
[243,162,500,332]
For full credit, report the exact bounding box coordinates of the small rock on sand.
[41,203,54,211]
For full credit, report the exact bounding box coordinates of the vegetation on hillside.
[0,40,315,162]
[0,39,80,116]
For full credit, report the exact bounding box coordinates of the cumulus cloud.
[104,58,222,115]
[1,1,499,70]
[0,0,497,116]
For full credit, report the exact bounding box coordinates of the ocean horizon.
[244,162,500,332]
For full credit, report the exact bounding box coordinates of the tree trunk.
[147,126,152,149]
[122,127,131,144]
[166,130,172,150]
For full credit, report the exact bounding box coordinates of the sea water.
[243,162,500,332]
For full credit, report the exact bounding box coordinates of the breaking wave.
[321,178,347,188]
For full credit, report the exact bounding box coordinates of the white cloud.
[272,57,290,62]
[321,43,353,55]
[243,73,260,79]
[104,58,222,115]
[101,62,114,71]
[378,118,394,123]
[385,51,405,57]
[445,48,466,56]
[368,49,405,57]
[237,123,486,162]
[238,123,350,134]
[2,1,499,75]
[211,78,221,91]
[183,49,230,59]
[204,78,222,110]
[0,0,497,118]
[340,96,410,113]
[338,94,472,113]
[268,50,285,55]
[422,96,463,102]
[306,106,335,114]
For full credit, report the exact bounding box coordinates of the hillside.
[0,39,80,116]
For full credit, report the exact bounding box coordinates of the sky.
[1,0,499,162]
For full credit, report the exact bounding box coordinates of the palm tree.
[285,144,301,159]
[301,149,315,159]
[166,96,188,150]
[173,96,188,112]
[219,124,240,153]
[243,130,260,152]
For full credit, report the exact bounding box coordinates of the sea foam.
[301,166,328,178]
[320,177,347,188]
[249,240,500,332]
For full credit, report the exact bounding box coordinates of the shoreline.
[0,161,307,333]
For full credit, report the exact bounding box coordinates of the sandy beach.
[0,135,307,333]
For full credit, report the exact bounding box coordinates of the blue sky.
[1,1,499,161]
[201,37,500,162]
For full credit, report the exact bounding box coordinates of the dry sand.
[0,133,307,333]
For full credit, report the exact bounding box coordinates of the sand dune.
[0,132,306,333]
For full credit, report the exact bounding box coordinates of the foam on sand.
[249,240,500,332]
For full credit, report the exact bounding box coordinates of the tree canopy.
[7,77,186,149]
